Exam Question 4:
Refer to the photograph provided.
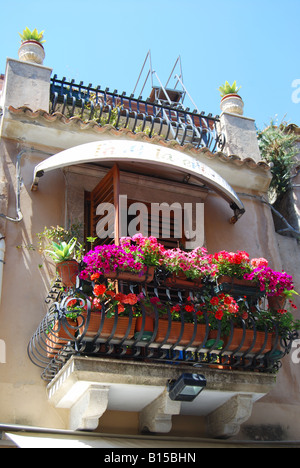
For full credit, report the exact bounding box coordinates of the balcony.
[49,76,225,152]
[28,267,295,436]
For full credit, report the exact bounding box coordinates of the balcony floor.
[47,356,276,437]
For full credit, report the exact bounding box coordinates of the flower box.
[46,318,77,358]
[210,328,273,354]
[78,312,136,340]
[103,266,155,283]
[165,272,203,290]
[215,275,261,298]
[154,319,207,347]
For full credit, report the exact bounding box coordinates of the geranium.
[200,292,240,334]
[209,250,252,279]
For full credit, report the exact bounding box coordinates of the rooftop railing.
[28,274,295,382]
[49,75,226,152]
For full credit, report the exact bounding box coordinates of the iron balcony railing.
[27,276,295,382]
[49,75,226,152]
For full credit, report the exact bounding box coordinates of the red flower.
[215,309,224,320]
[122,293,138,305]
[184,305,195,313]
[210,297,219,306]
[93,284,106,296]
[90,272,100,281]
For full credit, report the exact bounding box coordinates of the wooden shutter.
[127,199,184,249]
[86,164,120,246]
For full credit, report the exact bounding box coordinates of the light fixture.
[168,373,206,402]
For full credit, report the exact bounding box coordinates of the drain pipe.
[0,149,26,223]
[0,147,52,299]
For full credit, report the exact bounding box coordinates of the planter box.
[79,312,136,340]
[165,272,203,290]
[154,319,207,347]
[210,328,273,354]
[46,318,77,358]
[215,275,261,298]
[103,266,155,283]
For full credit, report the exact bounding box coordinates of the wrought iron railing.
[49,75,225,152]
[28,276,296,382]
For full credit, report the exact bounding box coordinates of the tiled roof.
[7,105,270,172]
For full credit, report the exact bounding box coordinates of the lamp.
[168,373,206,402]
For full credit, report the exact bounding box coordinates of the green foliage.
[19,27,45,44]
[218,80,241,97]
[37,223,84,262]
[45,238,77,263]
[258,119,298,199]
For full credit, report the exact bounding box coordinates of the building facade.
[0,47,299,448]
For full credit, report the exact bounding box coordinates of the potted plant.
[37,224,84,287]
[219,80,244,115]
[18,27,46,65]
[45,238,79,288]
[79,237,160,284]
[209,250,261,298]
[160,246,217,289]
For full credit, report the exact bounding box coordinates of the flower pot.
[56,260,79,288]
[155,319,207,347]
[18,40,45,64]
[210,328,273,354]
[46,318,77,358]
[268,295,286,311]
[79,312,136,340]
[165,272,203,290]
[220,94,244,115]
[103,266,155,283]
[134,316,154,342]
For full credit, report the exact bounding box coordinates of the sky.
[0,0,299,130]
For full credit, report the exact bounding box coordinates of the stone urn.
[18,40,45,65]
[220,94,244,116]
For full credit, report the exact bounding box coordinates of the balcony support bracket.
[139,389,181,434]
[206,393,254,439]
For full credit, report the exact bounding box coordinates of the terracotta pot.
[79,312,136,339]
[268,295,286,311]
[155,320,207,347]
[56,260,79,288]
[165,272,203,289]
[210,328,273,354]
[103,266,155,283]
[46,318,77,358]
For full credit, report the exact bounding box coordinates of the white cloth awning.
[31,140,245,220]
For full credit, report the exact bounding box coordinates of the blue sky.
[1,0,299,130]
